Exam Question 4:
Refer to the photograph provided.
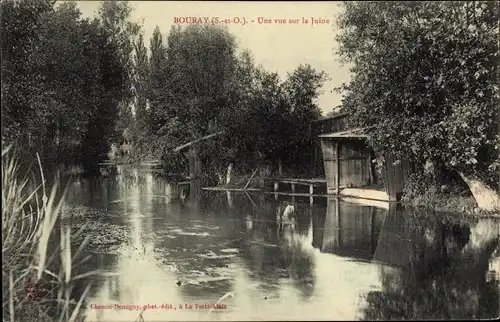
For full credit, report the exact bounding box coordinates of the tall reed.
[2,145,93,322]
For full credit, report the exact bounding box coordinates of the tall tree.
[148,26,168,138]
[147,24,238,160]
[1,0,128,172]
[138,24,327,182]
[98,0,140,145]
[131,32,150,153]
[336,1,500,210]
[283,64,327,171]
[1,0,56,154]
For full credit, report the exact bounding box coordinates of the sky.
[76,1,351,115]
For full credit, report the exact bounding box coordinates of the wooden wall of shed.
[310,137,325,177]
[310,114,349,177]
[321,138,372,193]
[380,153,412,202]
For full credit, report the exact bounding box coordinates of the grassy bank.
[2,146,92,322]
[401,185,498,217]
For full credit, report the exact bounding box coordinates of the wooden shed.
[316,113,411,202]
[319,128,374,194]
[309,112,350,177]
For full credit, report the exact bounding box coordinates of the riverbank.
[214,173,499,217]
[402,192,500,217]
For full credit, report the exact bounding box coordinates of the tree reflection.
[362,210,500,320]
[238,198,317,299]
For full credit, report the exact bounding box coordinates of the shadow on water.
[61,165,499,321]
[361,204,500,320]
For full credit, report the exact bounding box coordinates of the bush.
[401,172,437,204]
[402,170,477,213]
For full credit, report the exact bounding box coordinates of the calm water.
[63,165,500,321]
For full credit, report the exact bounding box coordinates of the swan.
[282,204,295,221]
[277,204,295,223]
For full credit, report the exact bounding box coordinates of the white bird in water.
[283,204,295,220]
[277,204,295,223]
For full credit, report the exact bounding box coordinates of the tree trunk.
[459,172,500,212]
[226,163,233,185]
[258,166,266,188]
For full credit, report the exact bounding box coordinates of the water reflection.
[64,166,499,321]
[363,208,500,320]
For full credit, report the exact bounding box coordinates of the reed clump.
[2,145,93,322]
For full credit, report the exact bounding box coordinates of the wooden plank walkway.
[263,191,327,198]
[202,187,261,192]
[264,177,327,195]
[264,178,326,185]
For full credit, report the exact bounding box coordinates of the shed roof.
[312,112,349,123]
[318,128,368,139]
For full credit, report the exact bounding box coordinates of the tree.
[146,24,238,177]
[1,0,128,172]
[130,32,150,157]
[98,0,141,147]
[1,0,56,158]
[165,24,238,139]
[133,33,149,128]
[336,1,500,210]
[148,26,168,139]
[137,24,327,183]
[283,64,328,172]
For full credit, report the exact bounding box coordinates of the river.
[62,165,499,321]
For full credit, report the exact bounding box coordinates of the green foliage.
[1,0,130,172]
[336,1,500,189]
[2,1,327,178]
[136,24,328,181]
[97,1,142,149]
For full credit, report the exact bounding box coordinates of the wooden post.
[309,123,314,176]
[335,142,340,194]
[188,147,201,180]
[291,183,296,193]
[274,182,279,192]
[189,180,201,208]
[309,184,314,204]
[336,197,341,247]
[368,151,373,185]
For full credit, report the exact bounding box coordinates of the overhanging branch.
[173,131,224,153]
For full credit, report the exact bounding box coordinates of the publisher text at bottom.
[90,304,228,311]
